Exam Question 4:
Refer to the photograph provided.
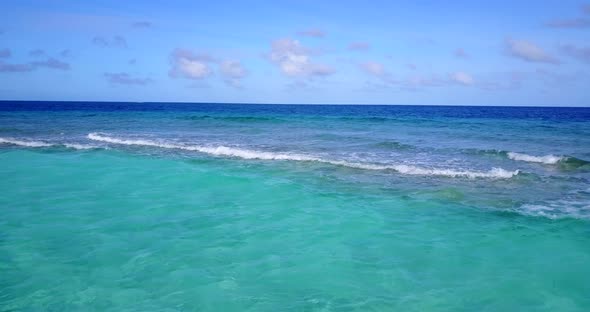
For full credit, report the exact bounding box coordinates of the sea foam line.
[87,133,520,179]
[0,137,53,147]
[63,143,99,150]
[0,137,99,150]
[507,152,564,165]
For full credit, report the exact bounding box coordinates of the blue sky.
[1,0,589,106]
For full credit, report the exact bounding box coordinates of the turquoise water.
[1,102,590,311]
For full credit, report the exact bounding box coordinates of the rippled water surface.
[1,102,590,311]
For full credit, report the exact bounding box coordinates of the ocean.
[1,101,589,311]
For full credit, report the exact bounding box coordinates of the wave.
[560,156,590,169]
[507,152,564,164]
[87,133,519,179]
[0,137,99,150]
[518,199,590,220]
[63,143,100,150]
[0,137,53,147]
[465,148,589,168]
[506,152,589,169]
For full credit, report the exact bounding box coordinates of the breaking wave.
[507,152,564,164]
[506,151,589,169]
[87,133,520,179]
[63,143,100,150]
[518,199,590,220]
[0,137,53,148]
[0,137,99,150]
[465,148,588,168]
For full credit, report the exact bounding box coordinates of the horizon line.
[0,100,589,109]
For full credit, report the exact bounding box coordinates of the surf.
[0,137,99,150]
[87,133,520,179]
[0,137,53,148]
[507,152,564,164]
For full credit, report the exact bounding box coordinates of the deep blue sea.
[1,101,590,311]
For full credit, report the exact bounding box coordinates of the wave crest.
[507,152,564,164]
[0,137,53,147]
[87,133,519,179]
[63,143,100,150]
[0,137,99,150]
[466,149,588,168]
[518,199,590,220]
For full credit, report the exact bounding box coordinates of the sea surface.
[1,101,590,311]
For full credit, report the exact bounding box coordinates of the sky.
[0,0,589,106]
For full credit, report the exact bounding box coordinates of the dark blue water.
[2,101,589,121]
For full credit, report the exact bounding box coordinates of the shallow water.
[1,102,590,311]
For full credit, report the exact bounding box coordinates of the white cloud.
[268,38,335,78]
[169,49,249,87]
[359,61,403,86]
[169,49,213,80]
[450,71,474,86]
[359,61,476,89]
[179,58,211,78]
[360,61,387,77]
[505,39,559,64]
[220,60,248,87]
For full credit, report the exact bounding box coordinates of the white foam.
[507,152,564,164]
[0,137,103,150]
[63,143,100,150]
[87,133,181,149]
[519,199,590,220]
[88,133,520,179]
[88,133,320,160]
[384,165,519,179]
[0,137,53,147]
